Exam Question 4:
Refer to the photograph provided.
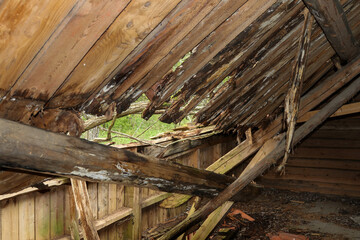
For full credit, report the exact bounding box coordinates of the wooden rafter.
[0,119,234,197]
[161,75,360,240]
[303,0,360,63]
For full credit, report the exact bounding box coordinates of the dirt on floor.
[210,188,360,240]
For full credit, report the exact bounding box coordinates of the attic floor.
[210,188,360,240]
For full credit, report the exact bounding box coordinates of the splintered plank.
[7,0,129,102]
[143,0,278,119]
[1,198,19,240]
[47,0,181,109]
[18,194,35,240]
[0,0,77,97]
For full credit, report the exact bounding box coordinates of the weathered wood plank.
[160,75,360,239]
[191,201,233,240]
[0,0,77,97]
[7,0,129,105]
[98,183,109,239]
[35,191,50,240]
[50,187,65,238]
[132,187,142,240]
[143,0,278,119]
[1,198,19,240]
[84,0,224,115]
[47,0,181,109]
[18,194,35,240]
[303,0,360,63]
[0,119,234,197]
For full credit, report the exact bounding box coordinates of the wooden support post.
[70,179,100,240]
[280,9,314,173]
[303,0,360,63]
[160,76,360,239]
[0,120,234,197]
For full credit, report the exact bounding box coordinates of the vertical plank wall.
[0,140,235,239]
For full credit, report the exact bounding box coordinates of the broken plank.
[303,0,360,63]
[160,75,360,239]
[280,9,314,173]
[71,179,100,240]
[191,201,233,240]
[0,118,235,197]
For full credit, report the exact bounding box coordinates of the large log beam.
[161,76,360,239]
[0,119,234,197]
[303,0,360,63]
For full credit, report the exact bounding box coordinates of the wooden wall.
[259,116,360,197]
[0,138,235,240]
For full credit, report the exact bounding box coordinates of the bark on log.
[160,75,360,239]
[303,0,360,63]
[0,119,234,197]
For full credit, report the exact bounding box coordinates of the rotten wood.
[280,9,314,173]
[70,179,100,240]
[303,0,360,63]
[0,119,235,197]
[160,74,360,240]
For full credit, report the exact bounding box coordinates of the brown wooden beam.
[0,119,234,197]
[160,75,360,239]
[303,0,360,63]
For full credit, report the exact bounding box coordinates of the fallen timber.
[0,119,235,197]
[160,73,360,239]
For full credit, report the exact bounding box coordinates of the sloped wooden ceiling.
[0,0,359,134]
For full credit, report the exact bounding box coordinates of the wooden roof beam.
[0,119,234,197]
[161,74,360,240]
[303,0,360,63]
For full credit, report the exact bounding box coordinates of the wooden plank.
[35,192,50,240]
[87,182,98,219]
[98,183,109,239]
[0,177,69,201]
[287,158,360,170]
[47,0,181,109]
[293,147,360,160]
[298,138,360,148]
[264,166,360,186]
[50,187,65,238]
[309,129,360,139]
[143,0,278,119]
[8,0,129,102]
[18,194,35,240]
[1,198,19,240]
[132,188,142,240]
[160,74,360,240]
[71,179,100,240]
[192,201,233,240]
[0,171,46,195]
[303,0,360,63]
[0,119,235,197]
[297,102,360,122]
[85,0,225,115]
[64,186,72,235]
[259,178,360,197]
[108,183,117,240]
[0,0,77,97]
